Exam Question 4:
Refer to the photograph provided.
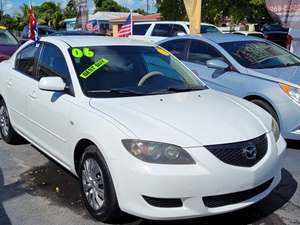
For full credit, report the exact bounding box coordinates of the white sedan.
[0,36,286,222]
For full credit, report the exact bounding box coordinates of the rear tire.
[0,99,23,144]
[250,99,280,126]
[78,145,125,223]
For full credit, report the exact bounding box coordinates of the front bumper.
[110,133,286,220]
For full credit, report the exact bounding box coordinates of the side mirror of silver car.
[206,59,229,70]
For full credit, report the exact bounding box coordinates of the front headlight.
[122,140,195,164]
[280,83,300,104]
[272,118,280,142]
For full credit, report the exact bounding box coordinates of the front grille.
[204,134,268,167]
[203,178,274,208]
[143,196,183,208]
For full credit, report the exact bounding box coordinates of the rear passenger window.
[15,43,38,78]
[160,39,188,60]
[133,24,151,35]
[152,24,186,37]
[152,24,172,37]
[188,40,223,64]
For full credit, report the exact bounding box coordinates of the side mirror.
[206,59,229,70]
[39,77,66,92]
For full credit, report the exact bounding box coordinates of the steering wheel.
[138,71,164,87]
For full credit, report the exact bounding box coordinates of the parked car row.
[0,34,287,222]
[158,34,300,141]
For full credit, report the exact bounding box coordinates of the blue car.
[159,34,300,140]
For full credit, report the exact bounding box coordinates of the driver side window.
[37,43,70,83]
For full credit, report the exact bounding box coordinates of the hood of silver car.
[90,90,270,147]
[253,66,300,85]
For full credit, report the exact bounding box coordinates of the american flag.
[28,4,40,47]
[117,12,132,37]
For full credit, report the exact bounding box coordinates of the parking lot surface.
[0,140,299,225]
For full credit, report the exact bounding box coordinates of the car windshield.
[221,41,300,69]
[70,46,206,98]
[0,30,18,45]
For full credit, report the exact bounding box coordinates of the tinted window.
[160,39,188,60]
[201,25,220,33]
[152,24,186,37]
[221,41,300,69]
[133,24,151,35]
[37,43,70,81]
[248,33,264,38]
[188,40,223,64]
[0,30,18,45]
[15,43,38,77]
[69,46,204,98]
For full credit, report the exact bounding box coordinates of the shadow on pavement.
[0,168,26,225]
[139,169,297,225]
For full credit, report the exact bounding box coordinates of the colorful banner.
[75,0,88,30]
[184,0,202,34]
[266,0,300,28]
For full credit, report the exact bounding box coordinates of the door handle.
[29,90,37,100]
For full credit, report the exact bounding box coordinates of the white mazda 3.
[0,36,286,222]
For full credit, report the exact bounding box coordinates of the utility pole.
[146,0,149,14]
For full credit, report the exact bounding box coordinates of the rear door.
[130,23,152,41]
[6,43,40,135]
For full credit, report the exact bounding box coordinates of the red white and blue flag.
[117,12,132,37]
[28,4,39,47]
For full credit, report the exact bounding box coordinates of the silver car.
[158,34,300,140]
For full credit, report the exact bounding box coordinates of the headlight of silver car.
[280,83,300,104]
[272,118,280,142]
[122,140,195,164]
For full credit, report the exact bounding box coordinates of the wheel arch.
[244,95,280,121]
[73,138,96,175]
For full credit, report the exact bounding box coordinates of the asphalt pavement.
[0,140,299,225]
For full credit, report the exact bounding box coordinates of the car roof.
[174,33,262,44]
[134,21,216,27]
[41,36,155,47]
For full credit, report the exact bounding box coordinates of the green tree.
[64,0,77,19]
[133,8,149,15]
[94,0,129,12]
[156,0,187,20]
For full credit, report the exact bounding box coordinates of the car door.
[130,23,152,41]
[184,40,240,95]
[26,42,74,163]
[6,43,40,135]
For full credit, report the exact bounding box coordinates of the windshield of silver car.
[69,46,206,98]
[221,41,300,69]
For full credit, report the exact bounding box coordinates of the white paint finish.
[0,36,286,220]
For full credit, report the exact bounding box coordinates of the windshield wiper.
[149,86,206,95]
[87,88,143,96]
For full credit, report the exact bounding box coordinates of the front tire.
[0,99,22,144]
[78,145,125,223]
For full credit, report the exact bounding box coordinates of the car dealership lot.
[0,140,299,225]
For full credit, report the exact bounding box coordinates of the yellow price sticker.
[0,26,7,30]
[80,58,109,79]
[156,47,170,57]
[72,47,95,58]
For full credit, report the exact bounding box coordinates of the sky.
[1,0,157,16]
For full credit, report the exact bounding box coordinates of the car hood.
[90,90,271,147]
[252,66,300,86]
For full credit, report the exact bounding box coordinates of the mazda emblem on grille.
[242,143,257,160]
